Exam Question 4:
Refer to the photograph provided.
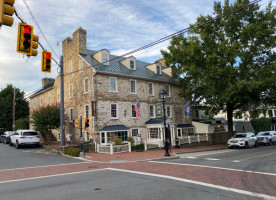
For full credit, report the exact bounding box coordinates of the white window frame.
[130,80,137,94]
[131,128,139,137]
[69,60,72,73]
[110,103,118,119]
[148,82,154,96]
[109,77,117,92]
[57,90,60,102]
[69,108,74,122]
[84,77,89,94]
[177,128,182,138]
[165,84,170,97]
[102,53,109,65]
[166,105,172,118]
[84,104,89,119]
[57,133,61,141]
[79,60,83,72]
[132,104,137,118]
[149,105,155,118]
[130,60,135,70]
[39,96,43,106]
[69,84,73,98]
[148,128,161,139]
[48,92,51,103]
[156,65,161,75]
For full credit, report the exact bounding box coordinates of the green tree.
[31,105,60,142]
[15,118,29,130]
[161,0,276,134]
[0,84,29,130]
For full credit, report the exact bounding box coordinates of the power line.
[63,0,263,77]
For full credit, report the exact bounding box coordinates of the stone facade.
[29,28,191,145]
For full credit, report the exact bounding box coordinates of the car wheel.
[15,141,20,149]
[254,141,258,148]
[244,142,249,149]
[4,138,7,144]
[269,139,273,146]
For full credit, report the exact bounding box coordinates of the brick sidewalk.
[83,144,227,163]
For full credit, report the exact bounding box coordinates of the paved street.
[0,144,275,199]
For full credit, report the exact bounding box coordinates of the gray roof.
[100,125,129,132]
[145,118,164,124]
[80,49,175,82]
[30,82,55,98]
[177,124,194,128]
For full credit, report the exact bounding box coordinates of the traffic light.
[41,51,52,73]
[84,118,89,128]
[0,0,15,27]
[17,23,39,56]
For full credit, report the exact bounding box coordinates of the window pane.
[132,129,138,137]
[130,80,136,93]
[111,104,117,118]
[110,78,116,92]
[149,83,153,95]
[130,61,134,69]
[150,105,154,118]
[149,128,159,138]
[132,105,136,117]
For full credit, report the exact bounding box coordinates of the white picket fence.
[97,142,131,154]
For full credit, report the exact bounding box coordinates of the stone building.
[29,28,192,146]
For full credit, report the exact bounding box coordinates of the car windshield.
[257,132,270,136]
[233,134,246,138]
[23,132,38,136]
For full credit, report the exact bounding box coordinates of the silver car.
[256,131,276,145]
[227,132,258,148]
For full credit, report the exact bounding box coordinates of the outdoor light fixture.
[159,89,170,156]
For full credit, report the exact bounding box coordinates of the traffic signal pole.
[60,56,65,146]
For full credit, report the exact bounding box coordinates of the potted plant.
[174,137,180,148]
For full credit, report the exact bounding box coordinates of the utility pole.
[60,56,65,146]
[12,87,15,131]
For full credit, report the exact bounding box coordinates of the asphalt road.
[0,169,262,200]
[0,142,83,170]
[163,145,276,174]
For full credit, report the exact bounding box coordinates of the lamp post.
[159,89,170,156]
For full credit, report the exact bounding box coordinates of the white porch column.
[110,143,113,154]
[198,135,200,143]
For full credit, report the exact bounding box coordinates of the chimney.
[42,78,55,88]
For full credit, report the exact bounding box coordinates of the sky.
[0,0,273,97]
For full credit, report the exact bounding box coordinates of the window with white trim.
[156,65,161,75]
[110,103,118,119]
[69,108,73,122]
[48,92,51,103]
[132,104,136,118]
[130,80,136,94]
[69,84,73,98]
[165,84,170,97]
[40,96,43,106]
[149,128,160,139]
[109,77,117,92]
[149,105,155,118]
[79,60,83,72]
[84,104,89,119]
[130,60,135,70]
[57,133,61,141]
[131,128,139,137]
[69,60,72,73]
[57,90,60,102]
[148,82,154,95]
[102,53,109,65]
[84,78,88,94]
[177,128,182,138]
[166,105,171,117]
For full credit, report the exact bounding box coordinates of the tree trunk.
[226,103,234,136]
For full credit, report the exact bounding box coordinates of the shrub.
[64,147,80,157]
[127,137,135,145]
[113,138,123,146]
[251,118,271,133]
[135,143,144,151]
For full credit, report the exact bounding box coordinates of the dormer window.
[102,53,109,65]
[130,60,135,70]
[156,65,161,75]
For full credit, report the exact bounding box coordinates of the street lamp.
[159,89,170,156]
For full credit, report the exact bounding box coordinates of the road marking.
[233,160,240,163]
[187,157,197,159]
[178,149,236,158]
[107,168,276,200]
[0,168,107,184]
[205,158,220,161]
[238,151,276,162]
[150,161,276,176]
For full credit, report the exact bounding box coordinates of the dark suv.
[1,131,14,144]
[0,128,7,143]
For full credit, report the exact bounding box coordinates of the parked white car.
[227,132,258,148]
[10,130,40,149]
[256,131,276,145]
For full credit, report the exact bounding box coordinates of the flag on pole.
[134,101,141,117]
[184,103,191,117]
